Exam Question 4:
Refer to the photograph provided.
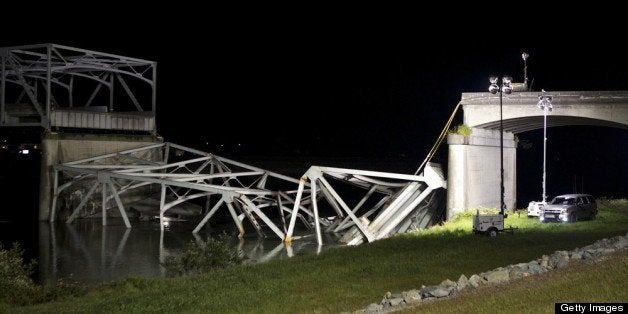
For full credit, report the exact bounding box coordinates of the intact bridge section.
[447,91,628,218]
[0,44,161,220]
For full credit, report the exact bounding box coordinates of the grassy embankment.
[404,249,628,313]
[9,199,628,313]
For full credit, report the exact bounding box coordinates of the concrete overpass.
[447,91,628,218]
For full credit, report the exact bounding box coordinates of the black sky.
[1,22,627,203]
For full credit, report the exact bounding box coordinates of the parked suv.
[539,194,597,223]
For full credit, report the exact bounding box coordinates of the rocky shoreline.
[350,233,628,313]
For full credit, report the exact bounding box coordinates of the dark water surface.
[0,218,339,286]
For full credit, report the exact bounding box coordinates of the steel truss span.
[0,44,156,133]
[51,143,446,246]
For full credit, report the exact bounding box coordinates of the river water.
[0,218,340,286]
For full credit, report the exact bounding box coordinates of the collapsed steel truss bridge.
[51,143,446,246]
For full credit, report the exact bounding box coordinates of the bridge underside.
[475,116,628,133]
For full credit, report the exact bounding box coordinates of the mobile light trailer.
[472,211,518,237]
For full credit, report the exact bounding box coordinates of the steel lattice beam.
[51,142,320,242]
[0,43,156,133]
[51,142,447,247]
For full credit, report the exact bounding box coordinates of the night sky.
[1,26,627,208]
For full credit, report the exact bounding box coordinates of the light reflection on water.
[35,219,341,286]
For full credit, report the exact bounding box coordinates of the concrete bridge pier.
[39,132,163,221]
[446,128,516,219]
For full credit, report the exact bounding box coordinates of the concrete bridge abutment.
[39,132,163,221]
[446,128,516,219]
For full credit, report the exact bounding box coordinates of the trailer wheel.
[487,228,498,237]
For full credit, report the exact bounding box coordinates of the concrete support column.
[39,133,59,221]
[39,132,162,221]
[446,128,516,219]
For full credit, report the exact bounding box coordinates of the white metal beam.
[109,182,131,228]
[66,180,99,224]
[240,195,285,241]
[310,179,323,246]
[375,188,434,239]
[318,177,375,243]
[193,198,225,234]
[285,176,307,243]
[334,184,378,232]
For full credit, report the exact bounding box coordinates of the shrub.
[162,233,244,277]
[0,243,86,306]
[39,279,87,304]
[448,124,472,137]
[454,208,500,220]
[0,243,39,305]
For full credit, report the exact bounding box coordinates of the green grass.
[404,249,628,313]
[10,199,628,313]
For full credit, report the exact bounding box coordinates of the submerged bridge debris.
[51,142,446,245]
